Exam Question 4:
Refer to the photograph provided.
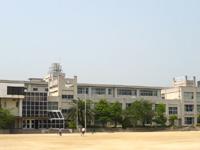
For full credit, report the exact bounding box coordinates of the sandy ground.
[0,131,200,150]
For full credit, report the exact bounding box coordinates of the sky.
[0,0,200,86]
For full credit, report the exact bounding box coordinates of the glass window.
[7,86,24,95]
[168,107,177,115]
[140,90,158,96]
[184,92,194,100]
[117,89,136,96]
[197,105,200,113]
[92,88,106,95]
[184,105,194,112]
[33,88,38,91]
[62,95,74,99]
[197,92,200,100]
[48,102,58,110]
[108,88,113,95]
[78,87,89,94]
[184,117,194,125]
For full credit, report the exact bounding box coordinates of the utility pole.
[84,90,87,131]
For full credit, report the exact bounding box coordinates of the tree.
[95,99,111,127]
[110,102,122,127]
[0,108,15,129]
[65,98,94,128]
[77,98,94,127]
[169,115,178,127]
[153,104,167,126]
[125,100,154,127]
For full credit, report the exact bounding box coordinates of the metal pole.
[76,99,79,130]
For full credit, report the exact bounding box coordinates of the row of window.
[25,92,48,97]
[62,95,74,99]
[22,119,64,129]
[78,87,158,96]
[7,86,24,95]
[184,92,200,100]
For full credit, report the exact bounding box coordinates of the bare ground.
[0,131,200,150]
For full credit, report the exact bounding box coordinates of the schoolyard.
[0,131,200,150]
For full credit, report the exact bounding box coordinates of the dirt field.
[0,131,200,150]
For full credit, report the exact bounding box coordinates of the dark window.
[108,88,112,95]
[117,89,136,96]
[7,86,24,95]
[62,95,74,99]
[78,87,89,94]
[33,88,38,91]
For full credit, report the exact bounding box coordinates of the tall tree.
[95,99,111,127]
[0,108,15,129]
[153,103,167,126]
[125,100,154,127]
[110,102,122,127]
[66,98,94,128]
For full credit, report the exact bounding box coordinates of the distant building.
[0,63,198,129]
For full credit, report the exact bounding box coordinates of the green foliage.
[123,100,154,127]
[110,102,122,127]
[94,99,111,127]
[169,115,178,126]
[153,104,167,126]
[68,120,76,129]
[67,98,94,128]
[77,98,94,127]
[0,108,15,129]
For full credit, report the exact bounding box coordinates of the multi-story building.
[162,76,200,126]
[0,63,199,129]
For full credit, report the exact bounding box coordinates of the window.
[197,92,200,101]
[126,103,131,108]
[33,88,38,91]
[197,105,200,113]
[117,89,136,96]
[7,86,24,95]
[92,88,106,95]
[108,88,112,95]
[168,107,177,115]
[184,117,194,125]
[45,88,48,92]
[48,102,58,110]
[78,87,89,94]
[184,92,194,100]
[184,105,194,112]
[62,95,74,99]
[140,90,157,96]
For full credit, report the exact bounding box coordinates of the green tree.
[110,102,122,127]
[95,99,111,127]
[0,108,15,129]
[169,115,178,127]
[153,104,167,126]
[125,100,154,127]
[65,98,94,128]
[77,98,94,127]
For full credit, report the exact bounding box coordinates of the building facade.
[0,63,199,129]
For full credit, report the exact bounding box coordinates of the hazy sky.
[0,0,200,86]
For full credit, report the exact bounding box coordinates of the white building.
[0,63,199,129]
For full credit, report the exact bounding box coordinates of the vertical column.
[19,99,23,117]
[88,87,92,98]
[136,89,140,97]
[114,88,118,98]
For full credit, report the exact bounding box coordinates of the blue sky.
[0,0,200,86]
